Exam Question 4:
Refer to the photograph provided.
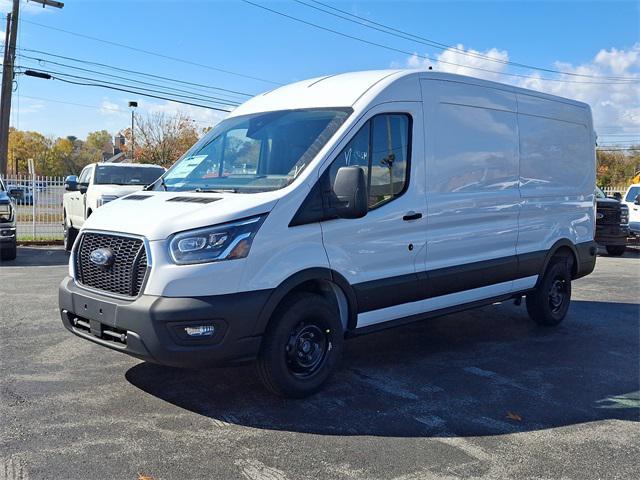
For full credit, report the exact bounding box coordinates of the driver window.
[328,113,410,209]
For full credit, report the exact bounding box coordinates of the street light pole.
[0,0,64,176]
[128,101,138,161]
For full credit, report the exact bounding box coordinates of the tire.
[526,257,572,326]
[606,245,626,256]
[256,292,344,398]
[0,241,17,261]
[63,217,78,252]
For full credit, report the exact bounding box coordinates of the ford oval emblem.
[89,248,114,267]
[596,212,604,220]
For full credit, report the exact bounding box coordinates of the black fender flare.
[536,239,579,285]
[252,267,358,336]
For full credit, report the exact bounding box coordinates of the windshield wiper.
[194,187,238,193]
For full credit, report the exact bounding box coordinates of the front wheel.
[63,219,78,252]
[526,258,572,326]
[256,292,344,398]
[0,240,17,261]
[606,245,626,256]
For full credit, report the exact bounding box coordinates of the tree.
[133,112,200,167]
[597,149,640,187]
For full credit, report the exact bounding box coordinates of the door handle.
[403,211,422,221]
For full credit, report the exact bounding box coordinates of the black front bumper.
[0,225,16,244]
[59,277,272,368]
[595,225,630,246]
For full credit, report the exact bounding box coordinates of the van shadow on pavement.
[126,299,640,438]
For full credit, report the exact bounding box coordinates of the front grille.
[75,232,148,297]
[597,207,621,225]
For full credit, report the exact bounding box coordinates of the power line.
[19,47,254,98]
[20,67,232,112]
[240,0,637,86]
[297,0,637,82]
[17,94,219,126]
[17,53,243,107]
[19,65,238,108]
[20,18,282,86]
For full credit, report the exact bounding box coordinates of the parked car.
[621,183,640,240]
[62,162,166,250]
[59,70,597,397]
[0,177,17,261]
[7,184,33,205]
[595,187,629,256]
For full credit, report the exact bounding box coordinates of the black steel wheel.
[526,257,572,326]
[606,245,626,256]
[257,292,344,398]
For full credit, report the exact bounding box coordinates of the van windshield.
[158,108,351,193]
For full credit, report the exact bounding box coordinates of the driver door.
[319,103,427,328]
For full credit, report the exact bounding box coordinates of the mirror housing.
[635,194,640,206]
[612,192,622,201]
[65,175,78,192]
[333,166,368,219]
[8,188,22,199]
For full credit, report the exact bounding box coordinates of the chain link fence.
[4,175,65,241]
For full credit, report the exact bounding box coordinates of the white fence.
[4,175,65,241]
[602,186,628,197]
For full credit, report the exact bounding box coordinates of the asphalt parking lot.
[1,247,638,480]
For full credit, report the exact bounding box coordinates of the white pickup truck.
[63,162,165,250]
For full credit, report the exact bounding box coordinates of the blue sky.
[2,0,639,146]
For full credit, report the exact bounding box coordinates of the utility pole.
[128,101,138,161]
[0,0,64,176]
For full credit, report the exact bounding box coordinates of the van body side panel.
[516,94,596,256]
[420,79,520,272]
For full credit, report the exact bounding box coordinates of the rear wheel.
[606,245,626,256]
[526,257,572,326]
[256,292,344,398]
[0,240,17,261]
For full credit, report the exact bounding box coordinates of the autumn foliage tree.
[596,149,640,187]
[132,112,201,167]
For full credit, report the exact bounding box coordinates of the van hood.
[83,191,280,241]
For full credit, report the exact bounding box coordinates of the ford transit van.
[59,70,597,397]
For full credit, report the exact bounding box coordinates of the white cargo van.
[59,70,597,397]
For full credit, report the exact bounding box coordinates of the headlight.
[169,215,267,265]
[0,203,11,216]
[621,205,629,225]
[97,195,119,208]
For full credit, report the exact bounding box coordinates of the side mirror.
[332,166,368,219]
[612,192,622,201]
[65,175,78,192]
[8,188,22,199]
[635,194,640,206]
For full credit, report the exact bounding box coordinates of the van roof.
[230,69,590,117]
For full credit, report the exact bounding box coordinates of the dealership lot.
[1,247,638,480]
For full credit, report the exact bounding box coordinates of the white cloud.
[99,100,124,117]
[407,43,510,82]
[400,43,640,135]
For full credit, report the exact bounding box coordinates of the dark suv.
[595,187,629,256]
